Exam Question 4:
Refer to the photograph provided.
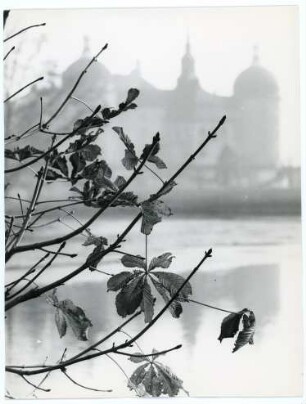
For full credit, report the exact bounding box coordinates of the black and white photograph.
[1,2,304,401]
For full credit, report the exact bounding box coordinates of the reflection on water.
[5,217,302,398]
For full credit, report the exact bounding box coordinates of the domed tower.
[163,36,203,170]
[176,36,200,100]
[232,46,279,183]
[52,36,114,132]
[61,36,112,103]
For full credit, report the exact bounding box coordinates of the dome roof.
[62,57,110,85]
[234,48,278,98]
[62,37,110,86]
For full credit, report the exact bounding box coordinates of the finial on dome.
[131,59,141,77]
[82,35,91,58]
[252,44,260,65]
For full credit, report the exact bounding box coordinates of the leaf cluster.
[128,349,188,397]
[101,88,139,120]
[107,252,192,322]
[113,127,166,171]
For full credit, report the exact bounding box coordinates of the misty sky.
[4,6,300,165]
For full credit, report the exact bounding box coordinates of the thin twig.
[3,46,15,61]
[58,218,86,237]
[27,372,52,397]
[27,211,45,228]
[37,247,77,258]
[5,253,49,292]
[59,208,84,227]
[21,375,50,392]
[116,344,182,359]
[5,196,31,204]
[61,370,112,393]
[6,170,44,252]
[70,96,94,112]
[143,163,165,184]
[26,165,39,176]
[4,77,44,103]
[119,330,144,354]
[39,97,43,127]
[107,353,131,380]
[4,123,39,144]
[5,217,14,248]
[69,311,141,362]
[106,354,130,380]
[4,23,46,42]
[17,193,24,216]
[7,244,65,300]
[5,106,101,174]
[44,44,108,126]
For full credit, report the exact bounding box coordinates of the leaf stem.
[188,298,236,314]
[145,235,148,272]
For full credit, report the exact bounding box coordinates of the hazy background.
[4,6,300,165]
[3,6,303,399]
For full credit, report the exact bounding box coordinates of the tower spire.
[186,31,191,55]
[178,34,196,82]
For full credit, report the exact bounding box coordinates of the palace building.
[7,38,281,191]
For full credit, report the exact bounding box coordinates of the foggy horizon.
[4,6,300,166]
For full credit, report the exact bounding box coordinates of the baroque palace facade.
[8,38,281,191]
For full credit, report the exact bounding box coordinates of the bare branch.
[116,344,182,359]
[4,77,44,103]
[3,46,15,61]
[21,375,50,392]
[61,370,112,393]
[4,105,101,174]
[5,217,14,247]
[119,330,144,354]
[70,96,94,112]
[37,247,77,258]
[4,23,46,42]
[17,193,24,216]
[44,43,108,126]
[7,243,65,300]
[5,253,50,291]
[5,123,39,144]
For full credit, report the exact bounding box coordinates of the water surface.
[5,216,303,398]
